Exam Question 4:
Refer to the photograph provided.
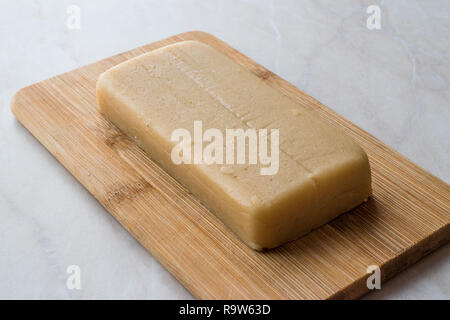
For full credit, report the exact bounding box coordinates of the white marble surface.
[0,0,449,299]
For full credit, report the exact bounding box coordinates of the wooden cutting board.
[11,31,449,299]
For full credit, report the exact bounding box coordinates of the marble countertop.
[1,0,448,299]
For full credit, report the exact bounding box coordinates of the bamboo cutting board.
[11,31,450,299]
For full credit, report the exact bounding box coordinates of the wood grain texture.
[11,31,450,299]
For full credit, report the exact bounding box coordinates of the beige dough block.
[96,40,372,250]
